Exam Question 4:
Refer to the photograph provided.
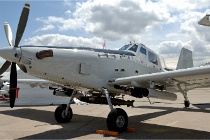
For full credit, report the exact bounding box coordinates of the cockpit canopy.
[119,43,159,66]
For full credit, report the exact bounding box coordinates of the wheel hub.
[61,110,70,118]
[116,115,125,128]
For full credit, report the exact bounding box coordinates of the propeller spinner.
[0,3,30,108]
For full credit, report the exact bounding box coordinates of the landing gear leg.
[54,89,76,123]
[102,88,114,110]
[177,84,190,108]
[102,88,128,133]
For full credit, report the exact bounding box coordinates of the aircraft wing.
[109,66,210,91]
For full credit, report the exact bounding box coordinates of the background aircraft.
[0,70,89,105]
[198,14,210,26]
[0,81,10,100]
[0,3,210,133]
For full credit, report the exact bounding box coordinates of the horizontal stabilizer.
[198,15,210,26]
[176,48,193,70]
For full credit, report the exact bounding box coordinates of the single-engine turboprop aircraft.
[1,3,210,133]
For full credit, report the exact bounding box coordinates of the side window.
[140,47,146,55]
[128,44,138,52]
[148,51,158,65]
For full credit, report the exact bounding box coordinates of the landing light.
[36,49,53,59]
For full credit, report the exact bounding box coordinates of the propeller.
[0,3,30,108]
[0,61,11,75]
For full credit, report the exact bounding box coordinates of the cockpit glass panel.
[140,47,146,55]
[119,45,129,51]
[128,44,138,52]
[148,51,158,65]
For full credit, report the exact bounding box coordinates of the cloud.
[75,0,171,41]
[36,16,84,31]
[65,10,72,16]
[84,2,159,41]
[63,0,71,6]
[158,40,192,56]
[35,0,169,41]
[162,0,210,12]
[35,24,55,32]
[24,34,104,48]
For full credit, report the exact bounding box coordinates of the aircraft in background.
[1,3,210,132]
[0,81,10,100]
[0,69,88,105]
[198,14,210,26]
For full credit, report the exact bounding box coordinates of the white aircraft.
[0,3,210,133]
[198,14,210,26]
[0,81,10,99]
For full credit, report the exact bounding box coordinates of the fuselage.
[0,43,163,93]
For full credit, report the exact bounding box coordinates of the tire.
[54,104,73,123]
[184,100,190,108]
[106,108,128,133]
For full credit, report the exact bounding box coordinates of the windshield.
[129,44,138,52]
[119,45,129,51]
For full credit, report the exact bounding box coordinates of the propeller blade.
[0,61,11,75]
[9,62,17,108]
[15,3,30,47]
[4,22,14,46]
[17,63,27,73]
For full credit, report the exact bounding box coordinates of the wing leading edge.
[109,66,210,92]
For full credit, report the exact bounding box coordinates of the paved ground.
[1,88,210,139]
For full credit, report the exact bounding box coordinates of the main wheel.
[184,100,190,108]
[54,104,73,123]
[106,108,128,133]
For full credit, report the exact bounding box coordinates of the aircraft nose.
[0,47,21,63]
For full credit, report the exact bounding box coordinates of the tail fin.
[176,48,193,70]
[198,14,210,26]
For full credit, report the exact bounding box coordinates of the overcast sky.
[0,0,210,68]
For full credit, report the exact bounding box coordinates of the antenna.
[102,40,106,49]
[129,40,135,44]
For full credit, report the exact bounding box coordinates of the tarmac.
[1,88,210,139]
